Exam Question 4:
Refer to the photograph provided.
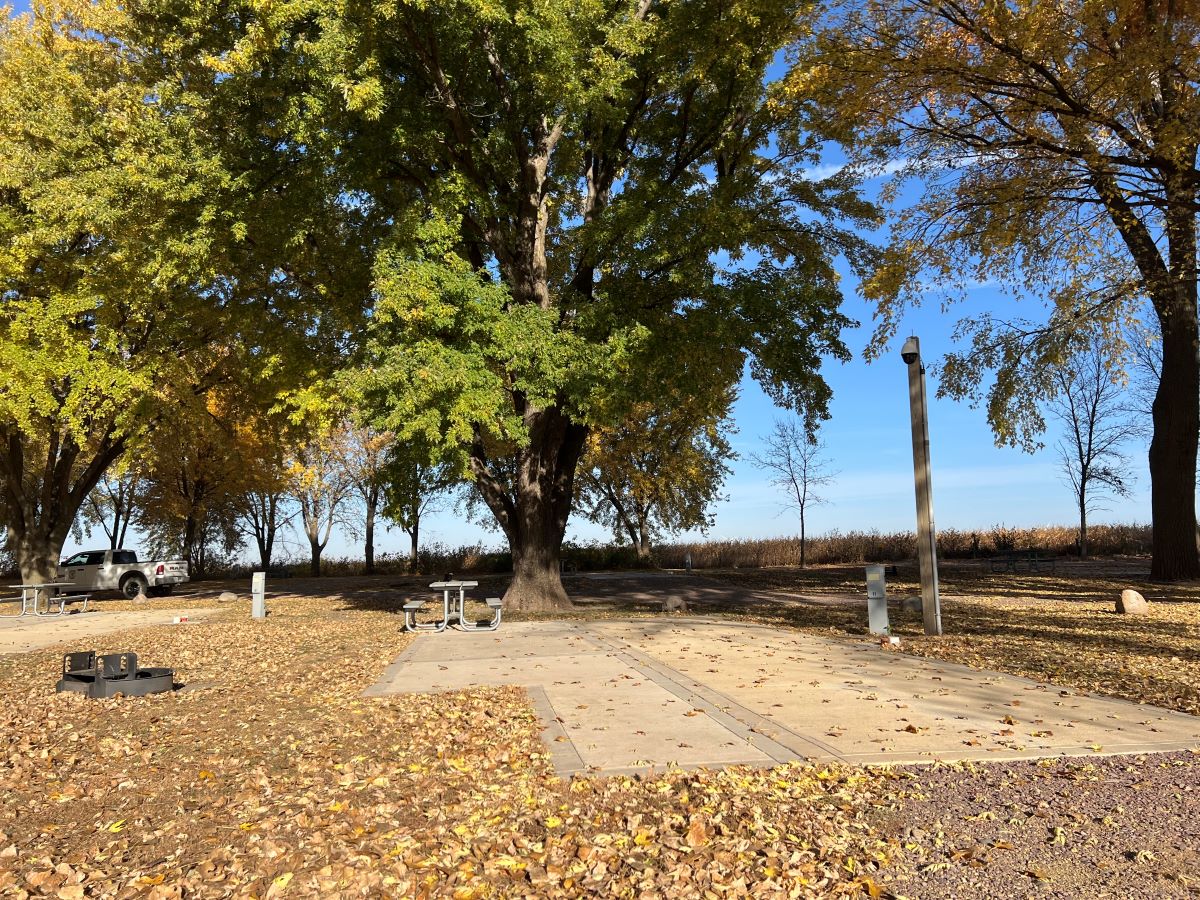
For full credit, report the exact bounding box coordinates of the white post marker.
[901,335,943,636]
[251,572,266,619]
[865,564,889,635]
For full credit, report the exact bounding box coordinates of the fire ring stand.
[56,651,176,699]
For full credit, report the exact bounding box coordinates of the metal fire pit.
[56,651,175,699]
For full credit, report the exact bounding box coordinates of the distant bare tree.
[750,419,836,568]
[80,468,143,550]
[1050,344,1138,558]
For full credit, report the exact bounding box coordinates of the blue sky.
[4,3,1154,559]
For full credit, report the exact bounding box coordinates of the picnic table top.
[429,580,479,590]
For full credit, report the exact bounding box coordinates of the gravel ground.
[877,752,1200,898]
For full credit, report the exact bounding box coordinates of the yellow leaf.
[198,770,215,780]
[273,872,294,891]
[104,820,125,833]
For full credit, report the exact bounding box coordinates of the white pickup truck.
[58,548,189,599]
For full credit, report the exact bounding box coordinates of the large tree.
[342,0,866,609]
[799,0,1200,579]
[0,0,236,584]
[0,0,378,585]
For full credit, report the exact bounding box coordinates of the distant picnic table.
[988,550,1057,574]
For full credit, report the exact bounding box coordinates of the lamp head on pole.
[900,335,920,366]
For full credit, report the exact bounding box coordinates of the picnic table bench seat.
[402,589,503,633]
[0,590,91,618]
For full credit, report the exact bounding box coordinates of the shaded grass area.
[0,597,894,898]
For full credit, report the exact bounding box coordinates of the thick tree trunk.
[509,534,570,611]
[1148,189,1200,580]
[309,539,322,577]
[636,519,652,562]
[409,525,419,574]
[1,430,122,590]
[472,406,587,612]
[13,530,65,586]
[1148,302,1200,579]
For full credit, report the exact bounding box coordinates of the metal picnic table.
[1,583,92,618]
[404,580,502,633]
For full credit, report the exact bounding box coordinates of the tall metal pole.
[903,336,942,636]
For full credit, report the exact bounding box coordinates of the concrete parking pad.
[367,618,1200,775]
[0,608,222,656]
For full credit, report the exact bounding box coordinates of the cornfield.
[654,523,1152,569]
[189,523,1152,579]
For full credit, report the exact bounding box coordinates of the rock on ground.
[1117,589,1149,615]
[218,591,239,603]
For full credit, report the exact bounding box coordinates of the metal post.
[251,572,266,619]
[902,336,942,636]
[865,564,889,635]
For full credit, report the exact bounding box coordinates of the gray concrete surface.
[0,608,223,655]
[367,618,1200,775]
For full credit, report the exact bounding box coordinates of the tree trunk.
[472,407,587,612]
[1148,216,1200,580]
[13,530,64,586]
[182,512,197,573]
[636,518,652,562]
[1079,498,1088,560]
[409,523,419,574]
[799,507,807,569]
[509,531,571,611]
[309,539,322,577]
[0,429,123,588]
[364,485,378,575]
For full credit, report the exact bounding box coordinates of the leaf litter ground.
[6,560,1200,898]
[0,597,895,899]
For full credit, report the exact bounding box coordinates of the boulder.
[901,596,922,614]
[662,595,690,614]
[1116,589,1149,615]
[218,591,239,603]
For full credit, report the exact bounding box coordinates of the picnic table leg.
[31,588,66,617]
[458,592,502,631]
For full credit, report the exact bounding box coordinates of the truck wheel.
[120,574,149,599]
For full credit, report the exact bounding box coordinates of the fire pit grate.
[56,651,176,699]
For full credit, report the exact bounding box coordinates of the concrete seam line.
[580,628,832,765]
[526,684,587,777]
